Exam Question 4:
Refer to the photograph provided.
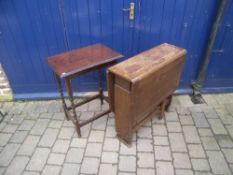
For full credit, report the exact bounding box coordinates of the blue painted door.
[61,0,133,92]
[204,0,233,91]
[0,0,67,96]
[0,0,226,99]
[132,0,219,90]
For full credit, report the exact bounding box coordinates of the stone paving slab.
[0,94,233,174]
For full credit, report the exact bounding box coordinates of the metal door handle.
[122,2,135,20]
[122,8,130,12]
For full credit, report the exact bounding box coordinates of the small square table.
[48,44,123,137]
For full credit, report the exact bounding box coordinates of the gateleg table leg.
[65,77,81,137]
[55,74,69,121]
[159,100,166,120]
[98,69,104,104]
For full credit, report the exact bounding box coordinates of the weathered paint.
[0,0,231,99]
[204,0,233,89]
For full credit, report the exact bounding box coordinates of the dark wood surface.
[107,43,187,144]
[49,44,123,137]
[108,43,186,82]
[48,43,123,78]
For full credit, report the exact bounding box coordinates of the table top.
[108,43,186,83]
[48,44,123,78]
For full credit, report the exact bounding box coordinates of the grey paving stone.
[119,156,136,172]
[2,124,18,133]
[0,167,5,175]
[201,105,216,114]
[88,99,101,111]
[2,115,12,123]
[176,106,190,115]
[91,115,107,130]
[137,152,154,168]
[74,123,91,138]
[120,142,136,155]
[42,165,61,175]
[17,135,40,156]
[175,169,194,175]
[76,103,88,112]
[66,148,84,163]
[85,143,102,157]
[207,150,231,174]
[195,171,213,174]
[219,114,233,125]
[156,161,174,175]
[198,128,213,137]
[32,103,49,114]
[153,136,169,146]
[99,164,117,175]
[52,112,65,120]
[169,133,187,152]
[173,153,191,169]
[230,164,233,174]
[137,139,153,152]
[101,152,118,163]
[167,122,182,132]
[9,130,28,143]
[226,125,233,139]
[208,118,227,135]
[177,95,194,107]
[61,163,80,175]
[47,153,65,165]
[204,112,219,119]
[9,115,24,125]
[105,126,117,137]
[25,113,40,120]
[58,127,74,139]
[222,149,233,163]
[70,138,87,148]
[0,143,20,166]
[88,130,104,142]
[179,115,194,125]
[26,148,50,171]
[165,111,179,121]
[216,135,233,148]
[137,126,152,138]
[103,138,119,152]
[10,103,26,115]
[137,169,155,175]
[189,105,203,113]
[191,112,209,128]
[183,126,201,143]
[107,117,115,126]
[18,120,35,131]
[38,128,59,147]
[4,156,29,175]
[0,122,6,131]
[152,124,167,136]
[191,158,210,171]
[154,146,172,161]
[0,133,12,146]
[201,137,220,150]
[22,172,40,175]
[152,115,165,124]
[188,144,205,158]
[48,120,63,129]
[52,139,70,153]
[30,119,49,135]
[142,119,152,127]
[80,157,100,174]
[40,113,53,119]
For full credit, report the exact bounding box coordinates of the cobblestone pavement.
[0,94,233,175]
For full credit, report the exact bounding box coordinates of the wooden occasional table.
[48,44,123,137]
